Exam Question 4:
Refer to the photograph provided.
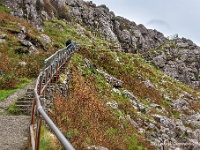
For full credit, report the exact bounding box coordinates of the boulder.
[20,40,33,47]
[29,45,39,54]
[123,90,137,100]
[173,98,189,111]
[0,39,6,44]
[96,69,123,88]
[19,61,27,67]
[0,34,7,39]
[152,114,175,130]
[38,34,52,49]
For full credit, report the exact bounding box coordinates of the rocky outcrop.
[2,0,167,52]
[146,38,200,87]
[2,0,200,87]
[65,0,167,52]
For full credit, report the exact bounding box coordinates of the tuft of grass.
[8,101,21,115]
[0,0,10,12]
[40,125,62,150]
[0,89,17,101]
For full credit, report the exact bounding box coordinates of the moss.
[0,1,10,13]
[8,101,21,115]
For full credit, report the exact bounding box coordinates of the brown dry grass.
[50,62,153,150]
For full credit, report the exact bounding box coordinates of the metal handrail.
[28,43,77,150]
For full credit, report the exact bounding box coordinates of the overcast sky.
[90,0,200,45]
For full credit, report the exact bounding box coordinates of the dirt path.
[0,81,35,150]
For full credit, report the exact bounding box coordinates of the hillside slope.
[48,46,200,149]
[2,0,200,88]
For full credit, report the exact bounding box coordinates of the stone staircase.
[0,81,35,150]
[15,89,34,115]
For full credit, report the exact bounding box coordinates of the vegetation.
[50,58,150,149]
[0,0,10,12]
[47,46,200,149]
[8,100,21,114]
[40,125,62,150]
[0,3,200,149]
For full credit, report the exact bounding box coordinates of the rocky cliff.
[2,0,199,88]
[1,1,200,149]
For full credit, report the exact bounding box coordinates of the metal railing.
[28,43,77,150]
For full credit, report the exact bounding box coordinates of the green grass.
[8,100,21,114]
[0,78,32,101]
[0,89,17,101]
[0,0,10,12]
[40,125,61,150]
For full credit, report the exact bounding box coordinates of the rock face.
[3,0,199,86]
[145,38,200,87]
[65,0,167,52]
[4,0,199,87]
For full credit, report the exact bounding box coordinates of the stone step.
[18,109,31,115]
[15,105,32,108]
[15,101,32,105]
[18,97,33,101]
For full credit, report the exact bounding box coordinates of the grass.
[0,78,32,101]
[0,0,10,13]
[0,11,45,90]
[8,100,21,114]
[0,89,17,101]
[40,125,62,150]
[49,52,153,150]
[1,5,200,149]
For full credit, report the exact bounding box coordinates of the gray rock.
[106,101,118,110]
[87,145,108,150]
[0,34,7,39]
[142,80,154,88]
[126,115,139,128]
[18,61,27,67]
[148,37,200,87]
[176,42,189,48]
[20,40,33,47]
[112,88,121,95]
[0,39,6,44]
[193,129,200,141]
[38,34,52,48]
[150,103,162,110]
[152,54,166,68]
[29,46,39,54]
[17,33,26,39]
[76,25,86,37]
[173,98,189,111]
[84,58,94,68]
[96,69,123,88]
[20,25,26,33]
[41,10,49,20]
[189,114,200,121]
[123,90,137,100]
[152,114,175,130]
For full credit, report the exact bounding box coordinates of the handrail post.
[38,75,43,95]
[35,117,42,150]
